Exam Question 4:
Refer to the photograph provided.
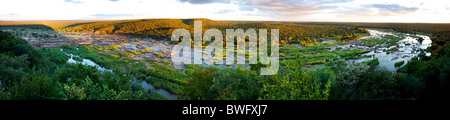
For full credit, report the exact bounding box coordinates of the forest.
[0,19,449,100]
[0,30,166,100]
[58,19,369,45]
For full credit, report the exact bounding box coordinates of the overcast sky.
[0,0,449,23]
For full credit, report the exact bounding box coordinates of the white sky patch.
[0,0,448,23]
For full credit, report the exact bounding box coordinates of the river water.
[58,28,432,100]
[60,49,179,100]
[346,29,432,72]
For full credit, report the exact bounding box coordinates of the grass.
[128,63,190,94]
[384,35,405,47]
[72,56,83,62]
[153,52,165,58]
[361,38,383,47]
[390,47,399,51]
[63,45,186,94]
[145,77,180,94]
[280,44,371,66]
[397,66,408,73]
[362,58,379,66]
[359,35,405,48]
[63,46,136,68]
[334,49,371,59]
[38,48,69,64]
[395,61,405,67]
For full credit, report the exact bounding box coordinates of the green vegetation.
[360,38,381,47]
[0,24,65,39]
[0,21,96,31]
[261,60,333,100]
[395,61,405,67]
[72,56,83,62]
[137,63,188,94]
[0,30,165,100]
[2,21,450,100]
[326,60,421,100]
[362,58,379,66]
[280,44,371,66]
[57,19,368,46]
[180,57,426,100]
[360,35,405,47]
[384,35,405,47]
[396,50,450,99]
[303,22,450,100]
[63,45,134,68]
[63,45,187,94]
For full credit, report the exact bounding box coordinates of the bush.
[9,71,60,100]
[181,66,217,100]
[397,75,425,99]
[56,63,100,85]
[60,76,165,100]
[395,61,405,67]
[329,63,402,100]
[261,59,332,100]
[362,58,379,66]
[39,48,68,64]
[210,66,261,100]
[0,54,30,84]
[0,30,42,67]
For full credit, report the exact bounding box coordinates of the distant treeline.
[297,22,450,99]
[298,22,450,58]
[0,24,54,31]
[58,19,369,45]
[0,20,96,31]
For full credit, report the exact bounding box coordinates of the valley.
[1,19,449,100]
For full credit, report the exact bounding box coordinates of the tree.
[211,66,261,100]
[181,66,217,100]
[280,40,287,46]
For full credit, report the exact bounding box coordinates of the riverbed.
[345,29,432,72]
[61,49,179,100]
[58,28,432,100]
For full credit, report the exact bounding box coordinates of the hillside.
[0,30,166,100]
[59,19,369,44]
[0,20,96,31]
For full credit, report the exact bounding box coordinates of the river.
[58,28,432,100]
[60,49,179,100]
[346,29,432,72]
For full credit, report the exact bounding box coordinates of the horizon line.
[1,18,449,24]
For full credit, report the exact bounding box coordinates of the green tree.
[211,66,261,100]
[181,66,217,100]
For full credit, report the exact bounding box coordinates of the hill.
[58,19,369,44]
[0,20,96,31]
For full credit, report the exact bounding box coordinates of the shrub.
[395,61,405,67]
[181,66,217,100]
[210,66,261,100]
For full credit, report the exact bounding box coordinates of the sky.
[0,0,449,23]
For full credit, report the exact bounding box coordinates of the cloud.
[110,0,120,2]
[214,10,234,14]
[8,13,21,17]
[64,0,83,4]
[237,0,352,14]
[178,0,231,4]
[91,14,136,17]
[369,4,418,15]
[90,14,138,19]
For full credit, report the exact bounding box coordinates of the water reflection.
[61,49,178,100]
[347,29,432,72]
